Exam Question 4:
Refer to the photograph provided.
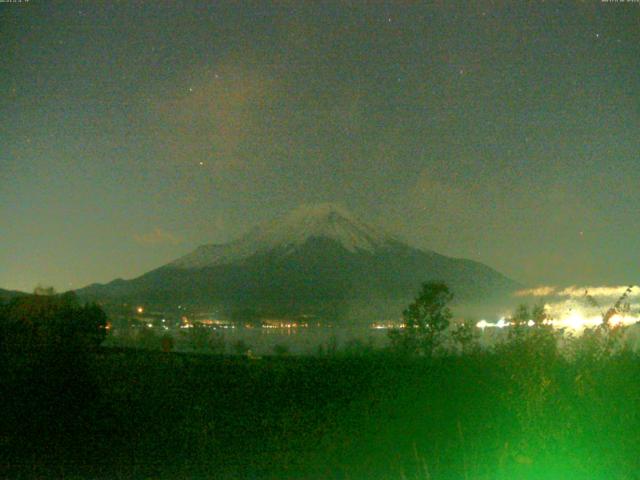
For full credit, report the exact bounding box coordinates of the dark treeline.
[1,286,639,479]
[0,292,107,446]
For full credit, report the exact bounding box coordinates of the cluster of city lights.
[479,286,640,333]
[476,311,640,332]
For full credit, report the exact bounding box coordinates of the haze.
[2,1,639,292]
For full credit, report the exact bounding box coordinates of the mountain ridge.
[76,204,521,321]
[168,203,398,269]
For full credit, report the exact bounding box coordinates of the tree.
[451,319,479,355]
[75,301,108,349]
[33,285,56,296]
[0,292,107,355]
[0,292,108,430]
[233,339,250,355]
[389,281,453,356]
[508,304,530,341]
[273,343,290,357]
[161,333,175,353]
[188,323,210,351]
[208,331,226,354]
[531,303,547,327]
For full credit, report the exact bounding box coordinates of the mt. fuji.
[77,204,520,322]
[169,203,397,269]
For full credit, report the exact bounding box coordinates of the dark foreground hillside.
[2,347,640,480]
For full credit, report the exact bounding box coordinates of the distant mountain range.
[0,288,29,301]
[76,204,520,322]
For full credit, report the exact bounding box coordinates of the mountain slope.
[77,204,520,321]
[168,203,396,269]
[0,288,29,301]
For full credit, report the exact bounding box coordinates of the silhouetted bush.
[208,331,226,354]
[273,343,289,356]
[0,292,107,441]
[0,291,107,358]
[388,281,453,356]
[233,339,250,355]
[450,318,480,355]
[341,337,375,357]
[138,324,160,350]
[161,333,174,352]
[188,323,210,350]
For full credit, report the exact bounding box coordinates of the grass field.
[3,341,640,480]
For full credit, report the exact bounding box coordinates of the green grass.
[2,347,640,479]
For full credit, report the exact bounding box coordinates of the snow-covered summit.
[169,203,397,269]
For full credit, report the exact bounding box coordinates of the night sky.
[2,1,639,292]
